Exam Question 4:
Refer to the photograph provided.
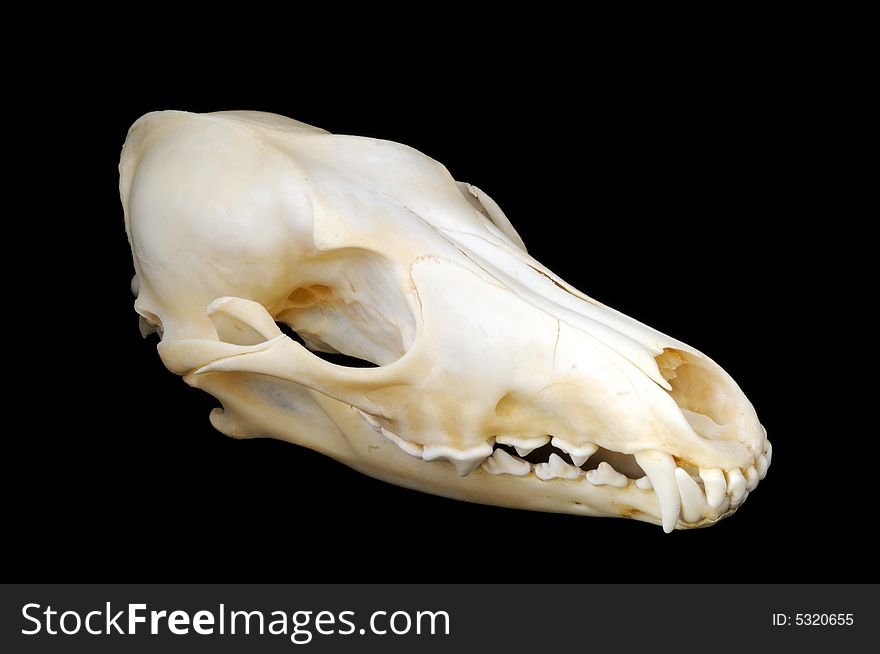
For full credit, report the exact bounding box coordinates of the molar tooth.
[585,462,628,488]
[356,408,382,431]
[756,454,769,480]
[726,468,747,505]
[635,476,653,491]
[634,450,680,533]
[535,453,582,481]
[549,437,598,467]
[481,449,531,477]
[699,468,727,509]
[675,468,708,523]
[496,434,550,457]
[744,464,759,491]
[764,440,772,467]
[422,443,494,477]
[379,427,423,458]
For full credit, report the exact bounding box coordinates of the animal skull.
[120,110,770,531]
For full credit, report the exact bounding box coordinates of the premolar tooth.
[744,464,759,491]
[379,427,423,458]
[699,468,727,509]
[585,462,628,488]
[481,449,530,477]
[549,437,598,467]
[535,453,582,481]
[635,476,653,491]
[675,468,708,523]
[635,450,680,533]
[422,443,494,476]
[726,468,747,505]
[496,434,550,457]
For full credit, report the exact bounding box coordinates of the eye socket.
[274,320,378,368]
[271,250,416,368]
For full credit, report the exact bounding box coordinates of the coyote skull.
[120,110,770,531]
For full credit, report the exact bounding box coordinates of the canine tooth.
[726,468,747,505]
[481,449,531,477]
[422,443,494,476]
[675,468,708,523]
[550,437,598,466]
[380,427,423,458]
[635,450,680,533]
[535,453,582,481]
[744,464,759,491]
[756,454,768,480]
[699,468,727,509]
[635,476,653,490]
[585,462,628,488]
[496,434,550,457]
[356,408,382,431]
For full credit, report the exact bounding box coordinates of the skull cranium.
[120,110,769,531]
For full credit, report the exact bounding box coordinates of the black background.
[11,35,866,583]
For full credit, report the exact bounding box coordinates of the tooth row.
[362,411,772,532]
[635,450,769,533]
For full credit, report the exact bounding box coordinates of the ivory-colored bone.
[121,110,769,530]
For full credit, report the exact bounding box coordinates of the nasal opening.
[655,348,738,439]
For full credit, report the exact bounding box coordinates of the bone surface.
[120,110,770,530]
